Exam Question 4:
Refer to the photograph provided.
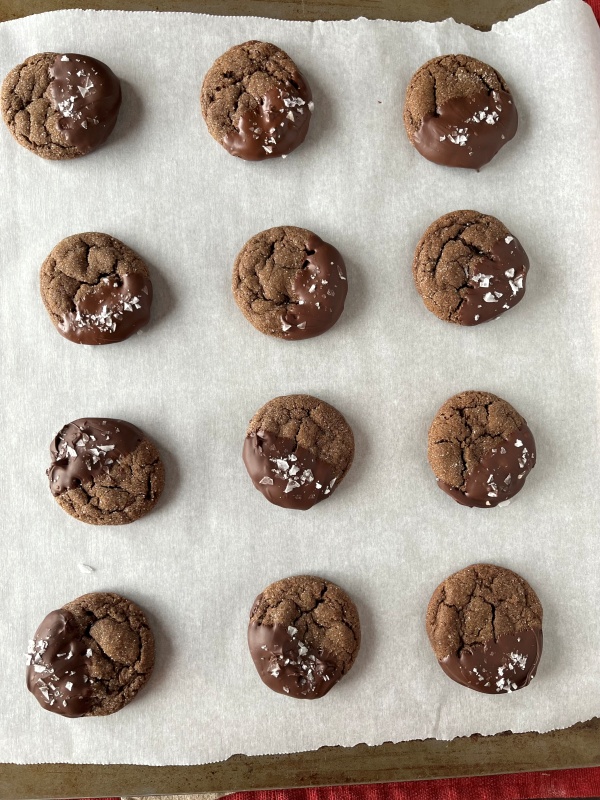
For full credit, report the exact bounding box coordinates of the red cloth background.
[587,0,600,19]
[83,2,600,800]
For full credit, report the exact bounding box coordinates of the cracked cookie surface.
[413,210,529,325]
[248,575,361,698]
[426,564,543,694]
[40,232,152,345]
[243,394,354,510]
[232,225,348,339]
[403,54,517,169]
[27,591,154,716]
[48,418,165,525]
[200,40,312,160]
[428,391,536,508]
[1,52,121,160]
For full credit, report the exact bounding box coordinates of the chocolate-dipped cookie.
[40,232,152,345]
[232,226,348,339]
[426,564,543,693]
[26,592,154,716]
[248,575,361,699]
[200,40,313,161]
[428,391,536,508]
[413,211,528,325]
[403,54,517,169]
[243,394,354,510]
[1,52,121,160]
[48,418,165,525]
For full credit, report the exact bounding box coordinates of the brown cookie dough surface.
[232,226,348,339]
[248,575,361,698]
[40,232,152,345]
[403,54,517,169]
[48,418,165,525]
[2,52,121,160]
[200,40,312,160]
[428,391,536,508]
[26,592,154,716]
[426,564,543,693]
[413,210,529,325]
[243,394,354,510]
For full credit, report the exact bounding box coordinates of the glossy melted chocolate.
[26,609,94,717]
[48,418,143,497]
[242,430,341,510]
[439,629,542,694]
[248,622,341,699]
[413,89,517,170]
[47,53,122,154]
[438,424,536,508]
[222,74,312,161]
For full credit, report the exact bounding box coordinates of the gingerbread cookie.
[232,226,348,339]
[47,418,165,525]
[403,55,517,169]
[243,394,354,510]
[2,52,121,160]
[428,391,536,508]
[40,232,152,345]
[248,575,361,699]
[413,211,529,325]
[426,564,543,693]
[200,40,313,161]
[27,592,154,716]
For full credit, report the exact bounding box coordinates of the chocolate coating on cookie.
[27,592,154,716]
[413,211,529,325]
[426,564,543,693]
[40,232,152,345]
[1,52,121,159]
[428,391,536,507]
[243,395,354,510]
[248,575,360,698]
[48,418,165,525]
[233,226,348,339]
[201,40,312,161]
[403,55,517,169]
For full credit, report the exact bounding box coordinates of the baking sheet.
[0,0,599,766]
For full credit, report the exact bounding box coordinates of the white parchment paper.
[0,0,599,765]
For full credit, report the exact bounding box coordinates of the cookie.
[2,52,121,160]
[26,592,154,716]
[40,232,152,345]
[200,40,313,161]
[426,564,543,694]
[403,54,518,169]
[428,391,536,508]
[243,394,354,510]
[47,418,165,525]
[413,211,529,325]
[248,575,361,699]
[232,226,348,339]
